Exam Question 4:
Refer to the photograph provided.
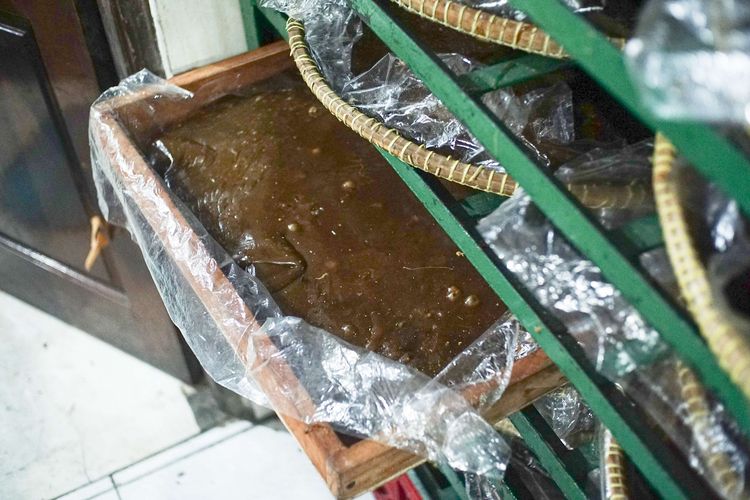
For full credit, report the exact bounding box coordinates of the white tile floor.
[0,291,368,500]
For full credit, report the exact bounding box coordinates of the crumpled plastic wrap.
[478,141,749,497]
[534,385,597,450]
[88,69,524,484]
[479,140,664,380]
[622,351,748,498]
[626,0,750,125]
[554,140,655,229]
[343,55,574,170]
[468,425,578,500]
[261,0,575,171]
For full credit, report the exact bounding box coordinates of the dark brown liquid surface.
[156,87,505,376]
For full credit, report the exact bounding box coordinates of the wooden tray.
[91,40,565,498]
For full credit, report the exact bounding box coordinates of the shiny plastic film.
[626,0,750,125]
[261,0,575,171]
[478,142,749,498]
[88,70,518,482]
[534,385,597,450]
[480,141,664,380]
[342,56,575,170]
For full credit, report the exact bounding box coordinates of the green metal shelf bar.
[240,1,264,49]
[257,6,289,39]
[509,408,588,500]
[348,0,750,433]
[241,2,288,48]
[457,54,569,96]
[378,147,711,499]
[611,214,663,259]
[506,0,750,218]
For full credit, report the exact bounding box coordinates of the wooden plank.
[170,40,292,94]
[94,44,566,499]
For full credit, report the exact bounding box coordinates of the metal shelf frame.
[240,1,750,498]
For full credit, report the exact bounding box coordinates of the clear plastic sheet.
[89,70,520,483]
[641,245,749,498]
[534,385,597,450]
[478,142,750,497]
[342,55,574,170]
[436,312,526,414]
[468,429,572,500]
[554,140,655,229]
[479,141,664,381]
[506,437,563,500]
[626,0,750,125]
[261,0,575,171]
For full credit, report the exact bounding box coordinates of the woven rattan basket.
[653,134,750,401]
[387,0,626,57]
[653,133,747,497]
[288,18,518,196]
[287,18,648,208]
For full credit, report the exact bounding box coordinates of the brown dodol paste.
[156,87,506,376]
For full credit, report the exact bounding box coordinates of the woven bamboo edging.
[653,133,747,497]
[288,18,518,196]
[388,0,626,58]
[675,360,741,497]
[287,18,649,208]
[653,133,750,401]
[601,429,629,500]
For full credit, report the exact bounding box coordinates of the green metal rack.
[240,1,750,497]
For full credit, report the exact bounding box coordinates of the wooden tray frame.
[92,40,565,498]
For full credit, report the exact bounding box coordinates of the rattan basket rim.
[388,0,626,58]
[652,133,747,497]
[288,18,518,196]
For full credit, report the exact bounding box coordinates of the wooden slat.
[170,40,293,94]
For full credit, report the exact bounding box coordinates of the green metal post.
[240,0,264,50]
